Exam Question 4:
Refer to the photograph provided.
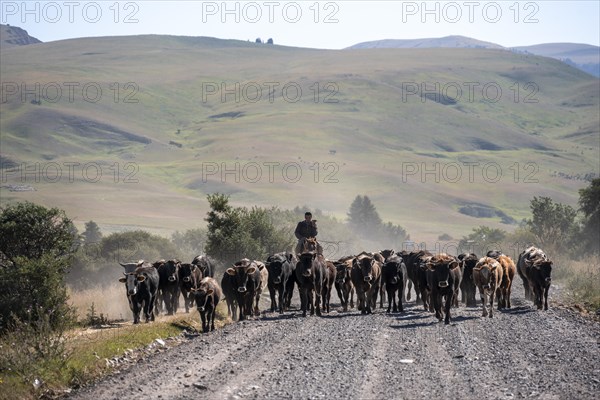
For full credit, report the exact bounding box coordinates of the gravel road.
[70,283,600,400]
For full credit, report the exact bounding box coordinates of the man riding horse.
[294,212,323,255]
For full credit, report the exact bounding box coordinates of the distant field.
[1,35,598,242]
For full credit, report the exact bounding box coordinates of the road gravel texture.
[70,283,600,400]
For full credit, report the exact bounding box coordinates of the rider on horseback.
[294,212,322,255]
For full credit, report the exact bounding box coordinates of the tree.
[205,194,294,265]
[578,178,600,254]
[172,228,208,260]
[347,195,382,235]
[255,38,262,43]
[0,202,77,330]
[459,226,507,255]
[526,196,578,252]
[0,201,78,263]
[267,38,274,44]
[82,220,102,244]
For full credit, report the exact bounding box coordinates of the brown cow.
[496,255,516,309]
[333,256,355,312]
[351,253,382,314]
[473,257,502,318]
[191,277,222,333]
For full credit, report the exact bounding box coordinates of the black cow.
[192,277,222,333]
[265,252,296,313]
[322,260,337,314]
[295,252,327,317]
[457,253,478,307]
[426,254,462,325]
[157,259,181,315]
[351,254,382,315]
[119,261,159,324]
[378,249,395,308]
[334,256,355,312]
[179,263,203,313]
[192,254,216,278]
[517,246,552,310]
[226,259,263,321]
[381,254,407,313]
[221,269,238,321]
[403,250,433,305]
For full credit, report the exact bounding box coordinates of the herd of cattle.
[118,241,553,332]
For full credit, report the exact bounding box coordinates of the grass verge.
[0,304,230,400]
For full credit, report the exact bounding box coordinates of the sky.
[1,1,599,49]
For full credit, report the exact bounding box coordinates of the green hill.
[1,34,598,242]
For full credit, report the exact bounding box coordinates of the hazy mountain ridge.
[348,35,600,77]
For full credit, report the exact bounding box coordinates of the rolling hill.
[1,34,598,243]
[348,35,600,77]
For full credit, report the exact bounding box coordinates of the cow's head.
[384,255,404,284]
[297,252,316,277]
[161,259,180,282]
[119,271,146,296]
[379,249,395,261]
[266,253,287,285]
[357,256,377,283]
[473,257,500,290]
[428,254,458,288]
[179,263,199,285]
[534,260,553,286]
[226,260,257,292]
[334,260,351,284]
[190,280,211,312]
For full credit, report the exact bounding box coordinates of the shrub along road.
[70,284,599,400]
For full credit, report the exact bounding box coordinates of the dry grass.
[68,283,132,322]
[560,255,600,311]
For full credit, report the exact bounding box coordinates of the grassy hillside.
[1,35,598,242]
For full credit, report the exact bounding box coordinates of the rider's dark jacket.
[294,220,318,240]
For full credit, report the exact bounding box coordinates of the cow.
[322,260,337,314]
[426,254,462,324]
[517,246,549,302]
[157,259,181,315]
[381,254,407,313]
[486,250,504,259]
[151,259,166,314]
[351,253,382,315]
[333,256,355,312]
[416,253,434,312]
[265,252,296,313]
[517,246,552,310]
[472,257,502,318]
[378,249,395,308]
[221,269,238,321]
[255,260,269,315]
[179,263,203,313]
[192,254,216,278]
[457,253,478,307]
[225,259,263,321]
[403,250,433,305]
[119,261,159,324]
[496,254,516,309]
[191,277,222,333]
[295,251,327,317]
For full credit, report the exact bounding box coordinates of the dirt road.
[70,284,599,400]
